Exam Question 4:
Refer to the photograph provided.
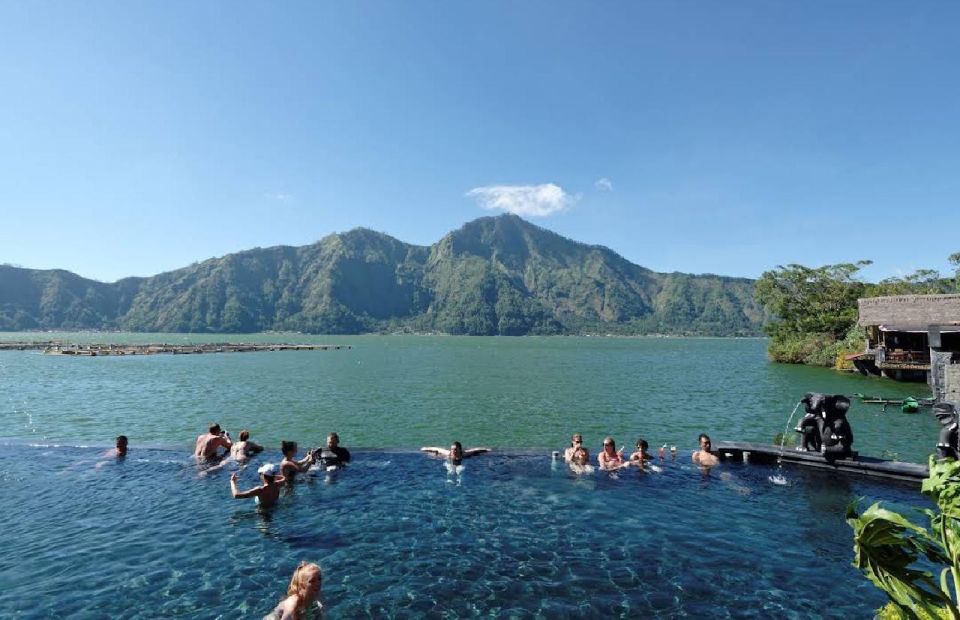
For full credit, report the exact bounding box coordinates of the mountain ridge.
[0,214,766,335]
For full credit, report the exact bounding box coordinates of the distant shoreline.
[0,330,766,342]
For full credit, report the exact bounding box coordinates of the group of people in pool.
[564,432,720,471]
[101,429,716,618]
[189,423,353,509]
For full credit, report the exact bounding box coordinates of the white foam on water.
[768,474,789,486]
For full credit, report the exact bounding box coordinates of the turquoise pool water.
[0,442,920,618]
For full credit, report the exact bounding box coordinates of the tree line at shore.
[754,253,960,366]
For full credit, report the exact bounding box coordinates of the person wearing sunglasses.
[563,433,590,465]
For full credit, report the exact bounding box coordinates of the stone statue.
[796,393,824,452]
[795,393,854,459]
[934,402,959,460]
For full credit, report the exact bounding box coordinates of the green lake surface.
[0,333,938,463]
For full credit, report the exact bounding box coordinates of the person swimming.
[420,442,490,466]
[230,463,285,508]
[264,561,322,619]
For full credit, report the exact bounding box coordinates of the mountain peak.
[0,217,766,335]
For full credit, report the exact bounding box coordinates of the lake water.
[0,334,938,462]
[0,334,940,617]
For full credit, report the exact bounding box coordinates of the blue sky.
[2,2,958,283]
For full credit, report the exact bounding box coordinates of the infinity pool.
[0,442,920,618]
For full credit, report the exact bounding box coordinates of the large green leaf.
[847,502,955,618]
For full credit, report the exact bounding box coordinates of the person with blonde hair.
[597,437,629,471]
[264,561,322,619]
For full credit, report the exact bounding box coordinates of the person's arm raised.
[230,472,260,500]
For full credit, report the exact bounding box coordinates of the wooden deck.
[715,441,928,484]
[0,342,350,356]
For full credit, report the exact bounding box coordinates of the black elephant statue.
[795,393,854,460]
[934,402,959,460]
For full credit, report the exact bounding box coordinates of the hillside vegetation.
[0,215,767,336]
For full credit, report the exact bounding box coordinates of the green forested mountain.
[0,215,766,335]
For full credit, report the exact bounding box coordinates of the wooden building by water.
[855,294,960,402]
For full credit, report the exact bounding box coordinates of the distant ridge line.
[0,214,767,336]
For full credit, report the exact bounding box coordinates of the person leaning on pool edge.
[230,429,264,461]
[420,441,491,465]
[194,423,231,459]
[692,433,719,468]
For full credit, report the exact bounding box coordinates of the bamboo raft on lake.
[0,341,350,356]
[715,440,928,484]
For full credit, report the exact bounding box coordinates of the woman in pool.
[230,430,264,461]
[230,463,285,508]
[265,561,322,620]
[280,441,314,482]
[420,442,491,465]
[597,437,629,470]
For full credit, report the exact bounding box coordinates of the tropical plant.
[847,457,960,619]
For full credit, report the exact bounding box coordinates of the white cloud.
[465,183,578,217]
[595,177,614,192]
[264,192,295,203]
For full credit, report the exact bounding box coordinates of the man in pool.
[230,463,285,508]
[629,439,652,464]
[113,435,128,457]
[692,433,719,468]
[312,432,351,469]
[195,423,232,459]
[421,442,490,465]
